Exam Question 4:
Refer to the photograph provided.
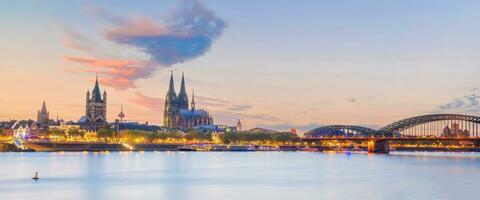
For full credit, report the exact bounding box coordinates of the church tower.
[85,75,107,127]
[37,101,49,125]
[236,119,242,132]
[177,73,189,110]
[163,72,179,128]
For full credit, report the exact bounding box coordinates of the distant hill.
[248,127,278,134]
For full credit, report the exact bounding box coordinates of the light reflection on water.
[0,151,479,200]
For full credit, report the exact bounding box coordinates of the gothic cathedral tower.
[177,73,189,110]
[163,72,179,128]
[163,72,213,129]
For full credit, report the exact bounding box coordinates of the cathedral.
[78,75,108,130]
[163,73,213,129]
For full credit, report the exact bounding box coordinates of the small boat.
[194,145,213,151]
[211,145,227,151]
[302,146,319,152]
[32,171,39,180]
[227,145,256,151]
[178,145,196,151]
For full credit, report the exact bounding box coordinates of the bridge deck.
[301,137,480,141]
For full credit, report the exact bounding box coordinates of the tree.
[97,125,115,142]
[68,128,84,138]
[185,131,211,141]
[119,130,151,143]
[218,131,299,145]
[49,128,66,138]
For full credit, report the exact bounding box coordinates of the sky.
[1,0,479,132]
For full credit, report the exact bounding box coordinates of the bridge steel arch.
[377,114,480,136]
[304,125,378,138]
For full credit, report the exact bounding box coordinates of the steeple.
[180,72,186,94]
[191,90,196,111]
[168,71,175,94]
[177,72,189,109]
[92,73,103,102]
[164,71,179,128]
[40,101,48,114]
[37,100,49,125]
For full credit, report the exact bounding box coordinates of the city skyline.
[1,0,480,131]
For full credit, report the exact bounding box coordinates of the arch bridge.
[378,114,480,137]
[302,114,480,153]
[304,125,378,138]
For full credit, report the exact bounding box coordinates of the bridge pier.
[368,139,389,154]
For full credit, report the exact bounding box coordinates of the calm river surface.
[0,151,479,200]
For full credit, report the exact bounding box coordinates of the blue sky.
[1,0,479,132]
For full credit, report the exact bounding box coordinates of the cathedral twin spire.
[166,72,190,110]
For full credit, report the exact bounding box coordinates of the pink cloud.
[64,56,155,90]
[105,17,169,41]
[64,56,135,68]
[130,92,164,112]
[60,0,225,90]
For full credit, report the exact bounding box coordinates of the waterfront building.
[163,72,213,129]
[11,120,38,138]
[36,101,49,126]
[49,122,81,136]
[442,123,470,137]
[193,123,240,134]
[78,75,108,130]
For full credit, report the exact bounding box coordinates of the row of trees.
[48,127,85,138]
[44,124,299,144]
[94,126,298,144]
[220,131,299,144]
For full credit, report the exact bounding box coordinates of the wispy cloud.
[254,123,322,133]
[437,89,480,114]
[227,104,252,112]
[64,56,155,90]
[130,92,164,112]
[346,95,374,103]
[346,98,356,103]
[62,0,226,90]
[130,92,252,113]
[211,110,286,126]
[57,24,95,51]
[196,96,253,112]
[130,92,259,126]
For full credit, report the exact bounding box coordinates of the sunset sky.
[1,0,479,132]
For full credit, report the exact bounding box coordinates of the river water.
[0,151,478,200]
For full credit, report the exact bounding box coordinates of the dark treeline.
[97,126,299,144]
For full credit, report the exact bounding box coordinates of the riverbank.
[2,142,480,152]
